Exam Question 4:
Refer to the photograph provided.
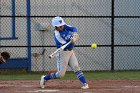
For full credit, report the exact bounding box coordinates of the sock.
[44,72,59,81]
[75,70,87,85]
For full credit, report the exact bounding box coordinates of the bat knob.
[49,55,52,59]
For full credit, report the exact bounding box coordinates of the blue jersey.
[54,25,77,50]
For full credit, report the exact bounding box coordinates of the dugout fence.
[0,0,140,72]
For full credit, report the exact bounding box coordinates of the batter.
[40,16,89,89]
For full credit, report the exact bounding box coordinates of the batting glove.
[71,33,80,43]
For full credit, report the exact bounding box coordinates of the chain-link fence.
[0,0,140,72]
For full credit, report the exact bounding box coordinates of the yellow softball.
[91,43,97,49]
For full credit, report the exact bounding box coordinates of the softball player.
[40,16,89,89]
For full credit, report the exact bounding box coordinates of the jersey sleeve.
[65,25,77,32]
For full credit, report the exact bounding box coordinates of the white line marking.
[123,86,140,88]
[27,89,60,92]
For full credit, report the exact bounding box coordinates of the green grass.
[0,71,140,80]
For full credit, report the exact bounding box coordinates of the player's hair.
[1,51,10,60]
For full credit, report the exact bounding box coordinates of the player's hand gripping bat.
[49,41,71,59]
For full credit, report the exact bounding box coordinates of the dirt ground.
[0,80,140,93]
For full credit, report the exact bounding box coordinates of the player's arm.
[65,25,80,43]
[65,25,77,32]
[71,32,80,43]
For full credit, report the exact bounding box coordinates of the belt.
[64,48,73,51]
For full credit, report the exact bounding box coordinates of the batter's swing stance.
[40,16,89,89]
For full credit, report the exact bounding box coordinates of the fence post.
[26,0,31,71]
[12,0,16,38]
[111,0,115,71]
